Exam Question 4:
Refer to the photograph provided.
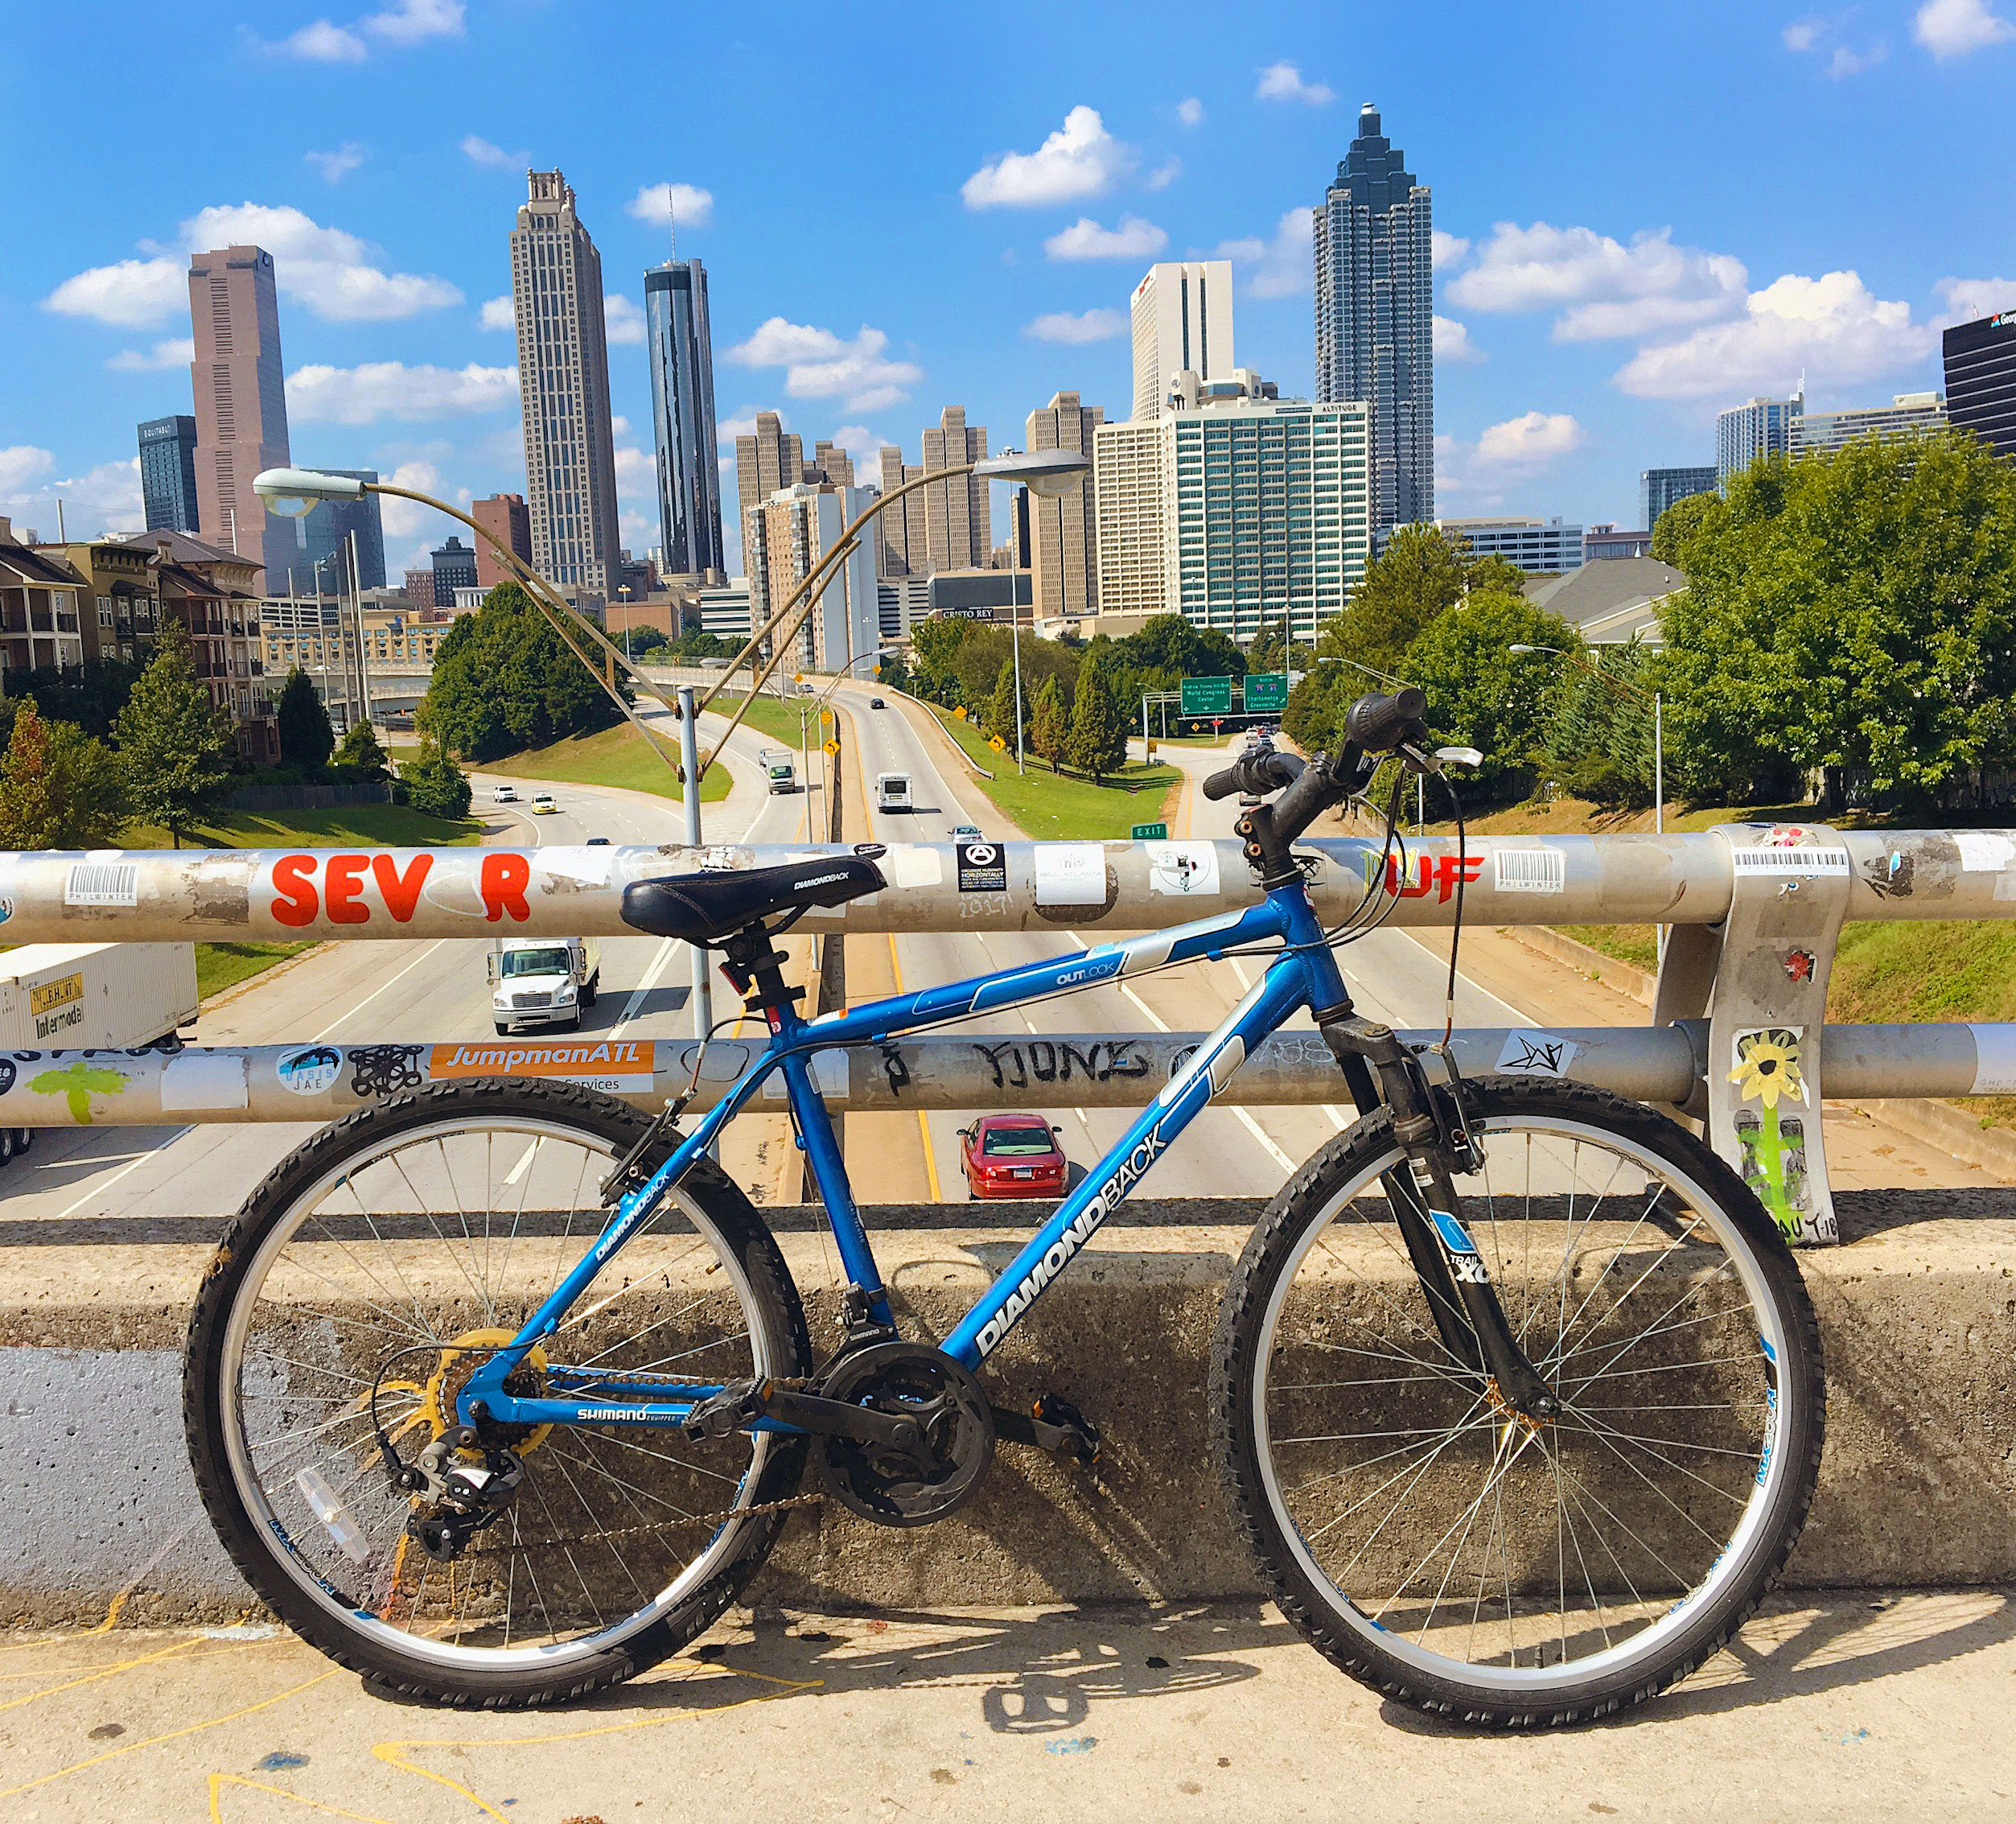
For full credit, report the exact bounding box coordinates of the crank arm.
[758,1384,927,1453]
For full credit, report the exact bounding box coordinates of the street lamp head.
[1508,643,1560,657]
[254,467,368,518]
[973,448,1092,499]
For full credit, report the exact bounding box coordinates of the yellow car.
[531,793,558,814]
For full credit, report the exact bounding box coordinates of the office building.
[402,566,438,611]
[138,416,200,534]
[1716,391,1803,488]
[1130,261,1235,422]
[471,492,532,589]
[877,574,931,641]
[302,468,385,594]
[743,483,879,673]
[509,170,622,597]
[1024,390,1103,620]
[1640,465,1718,531]
[808,440,854,488]
[1315,103,1434,534]
[1943,307,2016,461]
[734,411,804,537]
[644,257,726,578]
[187,245,294,583]
[1092,418,1170,620]
[1437,516,1584,575]
[429,535,478,605]
[875,446,930,577]
[1583,525,1654,561]
[1791,392,1947,456]
[921,406,991,570]
[694,581,754,644]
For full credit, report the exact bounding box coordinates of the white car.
[950,823,983,842]
[532,793,557,814]
[492,784,519,802]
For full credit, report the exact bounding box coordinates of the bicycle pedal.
[994,1393,1101,1469]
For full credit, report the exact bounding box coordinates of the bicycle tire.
[1212,1076,1823,1727]
[184,1079,811,1708]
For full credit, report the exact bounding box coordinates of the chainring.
[813,1341,994,1528]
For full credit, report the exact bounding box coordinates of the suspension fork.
[1318,1011,1560,1420]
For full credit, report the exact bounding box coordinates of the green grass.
[930,704,1183,841]
[125,803,487,850]
[1556,924,1661,973]
[708,691,828,751]
[197,940,318,1000]
[486,723,734,802]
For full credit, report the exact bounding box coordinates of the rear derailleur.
[377,1427,526,1564]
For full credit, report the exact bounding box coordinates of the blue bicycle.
[185,691,1822,1725]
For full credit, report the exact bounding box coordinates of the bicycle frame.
[459,876,1356,1433]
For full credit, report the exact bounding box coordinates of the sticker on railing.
[1033,843,1106,907]
[1495,1031,1578,1076]
[1729,846,1849,876]
[1969,1024,2016,1094]
[1953,832,2016,874]
[63,862,138,908]
[1492,847,1565,894]
[1145,841,1220,898]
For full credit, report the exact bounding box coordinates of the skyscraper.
[509,170,622,597]
[644,257,725,578]
[1715,391,1803,488]
[875,446,929,577]
[744,483,878,673]
[1790,392,1947,457]
[1130,261,1235,421]
[1314,103,1434,533]
[138,416,200,533]
[920,406,990,570]
[735,411,804,537]
[303,469,386,592]
[1025,390,1103,619]
[1640,466,1718,531]
[187,245,294,583]
[430,535,479,606]
[1943,307,2016,460]
[471,492,533,588]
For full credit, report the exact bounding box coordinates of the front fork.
[1319,1011,1561,1422]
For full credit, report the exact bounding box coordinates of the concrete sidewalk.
[0,1591,2007,1822]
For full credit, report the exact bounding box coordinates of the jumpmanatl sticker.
[430,1040,656,1093]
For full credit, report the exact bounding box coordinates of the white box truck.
[875,772,912,813]
[488,937,601,1035]
[759,748,799,795]
[0,942,198,1049]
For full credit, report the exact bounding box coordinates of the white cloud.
[286,360,519,423]
[1143,158,1183,191]
[45,203,461,330]
[1044,215,1167,261]
[1254,61,1335,104]
[1215,208,1313,299]
[1175,97,1204,127]
[1433,316,1483,364]
[623,181,715,229]
[723,319,921,412]
[1783,15,1825,51]
[362,0,463,45]
[961,105,1135,208]
[479,294,515,331]
[604,295,646,345]
[1915,0,2014,56]
[829,425,884,478]
[1025,307,1129,344]
[376,459,443,539]
[1432,229,1470,270]
[0,447,55,495]
[106,337,195,372]
[1447,220,1748,341]
[1614,270,1938,399]
[612,443,654,496]
[1826,41,1889,73]
[1473,412,1584,471]
[838,385,909,414]
[611,415,631,438]
[461,134,525,168]
[306,142,368,183]
[265,19,367,61]
[1936,275,2016,323]
[1785,11,1890,72]
[0,455,145,537]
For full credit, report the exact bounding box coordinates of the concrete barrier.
[0,1192,2010,1624]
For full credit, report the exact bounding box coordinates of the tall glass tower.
[644,258,725,578]
[1314,104,1434,534]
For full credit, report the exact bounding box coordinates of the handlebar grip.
[1344,687,1429,753]
[1201,764,1244,801]
[1202,749,1303,801]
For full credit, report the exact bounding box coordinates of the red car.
[958,1113,1068,1200]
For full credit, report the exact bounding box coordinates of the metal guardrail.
[4,821,2014,1246]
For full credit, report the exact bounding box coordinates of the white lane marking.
[311,939,449,1043]
[503,1138,540,1186]
[612,938,678,1037]
[51,1127,195,1221]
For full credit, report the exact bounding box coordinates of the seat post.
[718,923,801,1023]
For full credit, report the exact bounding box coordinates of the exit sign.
[1131,821,1168,841]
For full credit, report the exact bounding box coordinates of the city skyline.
[6,2,2016,582]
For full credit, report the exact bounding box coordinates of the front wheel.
[184,1080,811,1707]
[1212,1077,1822,1727]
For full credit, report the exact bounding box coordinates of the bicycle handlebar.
[1202,748,1305,801]
[1345,686,1429,752]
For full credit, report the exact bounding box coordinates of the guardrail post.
[1695,822,1852,1246]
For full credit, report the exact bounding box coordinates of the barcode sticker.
[64,862,138,907]
[1730,846,1849,876]
[1493,848,1565,895]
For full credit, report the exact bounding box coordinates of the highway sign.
[1180,674,1233,715]
[988,735,1007,751]
[824,739,839,755]
[1245,672,1289,714]
[1131,821,1168,841]
[820,707,833,724]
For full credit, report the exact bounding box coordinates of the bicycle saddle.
[620,854,887,945]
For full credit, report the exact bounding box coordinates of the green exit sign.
[1179,674,1232,714]
[1131,821,1168,842]
[1244,672,1288,714]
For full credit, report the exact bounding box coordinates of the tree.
[1112,613,1245,690]
[398,735,472,819]
[0,698,129,849]
[1067,660,1128,782]
[334,719,390,780]
[274,665,335,769]
[1659,432,2016,809]
[1397,593,1580,805]
[1030,674,1068,773]
[113,620,237,846]
[420,583,623,762]
[1535,640,1659,811]
[1650,490,1718,568]
[986,659,1020,746]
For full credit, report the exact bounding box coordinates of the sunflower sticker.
[1727,1027,1817,1241]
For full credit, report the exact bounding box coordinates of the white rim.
[1251,1114,1796,1694]
[216,1113,779,1674]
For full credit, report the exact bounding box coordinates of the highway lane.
[0,705,798,1224]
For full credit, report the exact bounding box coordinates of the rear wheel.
[1213,1078,1822,1727]
[185,1080,810,1707]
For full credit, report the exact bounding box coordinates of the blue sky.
[3,0,2013,579]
